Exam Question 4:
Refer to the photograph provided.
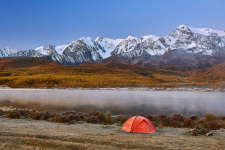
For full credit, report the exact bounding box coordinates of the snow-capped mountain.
[111,25,225,58]
[61,37,103,64]
[0,25,225,65]
[164,25,225,55]
[95,37,123,58]
[0,47,20,57]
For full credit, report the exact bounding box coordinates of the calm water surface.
[0,89,224,116]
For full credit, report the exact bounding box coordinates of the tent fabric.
[121,116,156,134]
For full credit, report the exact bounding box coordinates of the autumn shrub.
[17,109,30,116]
[7,110,21,119]
[169,114,184,122]
[160,117,170,126]
[168,114,184,128]
[204,113,214,121]
[184,118,196,128]
[152,115,169,126]
[146,115,154,120]
[0,109,5,116]
[61,111,82,121]
[183,118,191,127]
[188,115,198,120]
[219,122,225,128]
[105,111,113,124]
[195,119,204,127]
[49,112,57,118]
[67,114,81,121]
[40,111,51,120]
[90,111,99,116]
[86,116,99,123]
[157,114,168,119]
[89,111,105,122]
[50,115,70,123]
[78,112,88,121]
[27,112,42,120]
[202,120,220,130]
[63,111,77,115]
[117,115,128,124]
[24,109,36,116]
[26,111,51,120]
[49,112,83,123]
[98,113,105,122]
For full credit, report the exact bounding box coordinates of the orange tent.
[121,116,156,134]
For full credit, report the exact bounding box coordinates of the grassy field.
[0,117,224,150]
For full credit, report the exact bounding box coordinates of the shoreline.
[0,86,224,92]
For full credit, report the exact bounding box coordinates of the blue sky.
[0,0,225,50]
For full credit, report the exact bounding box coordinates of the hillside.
[0,57,59,70]
[0,58,224,88]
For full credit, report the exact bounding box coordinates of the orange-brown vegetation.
[0,57,59,70]
[1,106,224,130]
[0,58,224,88]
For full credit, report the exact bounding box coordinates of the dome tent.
[121,116,156,134]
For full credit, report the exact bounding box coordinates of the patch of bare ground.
[0,118,224,150]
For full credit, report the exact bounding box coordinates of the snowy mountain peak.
[110,36,140,55]
[94,37,124,59]
[3,47,19,51]
[141,35,160,42]
[95,37,103,41]
[95,37,123,45]
[176,25,225,37]
[177,25,188,29]
[79,37,92,41]
[0,47,20,57]
[34,45,68,55]
[34,45,56,56]
[125,36,138,40]
[78,37,95,47]
[34,46,44,51]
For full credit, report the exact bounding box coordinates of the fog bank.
[0,89,224,116]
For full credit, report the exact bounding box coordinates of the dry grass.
[1,105,225,149]
[0,117,224,150]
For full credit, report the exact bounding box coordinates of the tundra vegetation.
[0,58,224,88]
[0,107,224,130]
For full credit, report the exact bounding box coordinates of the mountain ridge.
[1,25,225,66]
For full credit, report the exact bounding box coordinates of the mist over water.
[0,89,224,116]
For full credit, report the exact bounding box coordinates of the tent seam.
[131,119,144,132]
[129,116,138,132]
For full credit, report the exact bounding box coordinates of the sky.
[0,0,225,50]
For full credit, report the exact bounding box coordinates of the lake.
[0,88,224,116]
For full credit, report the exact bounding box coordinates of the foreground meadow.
[0,117,225,150]
[0,104,225,150]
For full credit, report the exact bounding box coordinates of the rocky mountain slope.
[0,25,225,65]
